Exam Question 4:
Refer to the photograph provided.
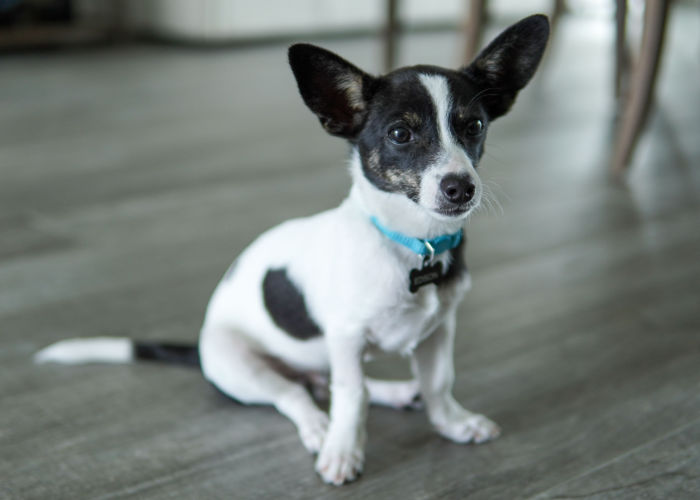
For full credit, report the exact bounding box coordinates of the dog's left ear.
[289,44,377,139]
[462,14,550,120]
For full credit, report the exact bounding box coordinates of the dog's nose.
[440,174,476,204]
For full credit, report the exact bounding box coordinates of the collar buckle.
[422,240,436,266]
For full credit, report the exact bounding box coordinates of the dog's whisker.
[475,181,504,217]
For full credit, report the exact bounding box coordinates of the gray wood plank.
[533,419,700,500]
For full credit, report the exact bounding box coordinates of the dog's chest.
[365,283,459,355]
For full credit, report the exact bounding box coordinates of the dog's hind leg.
[304,374,421,410]
[200,326,328,454]
[365,377,422,410]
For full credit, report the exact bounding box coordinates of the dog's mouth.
[435,206,468,217]
[434,201,477,218]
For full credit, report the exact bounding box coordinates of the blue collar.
[370,216,463,260]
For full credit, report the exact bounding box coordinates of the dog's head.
[289,15,549,232]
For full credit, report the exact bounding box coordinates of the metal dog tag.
[409,260,443,293]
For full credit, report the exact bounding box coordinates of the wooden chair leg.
[615,0,628,99]
[536,0,566,75]
[384,0,399,72]
[611,0,670,175]
[463,0,487,62]
[550,0,566,38]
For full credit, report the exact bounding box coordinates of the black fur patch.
[440,236,468,287]
[357,69,439,201]
[133,341,200,367]
[445,74,490,162]
[262,268,323,340]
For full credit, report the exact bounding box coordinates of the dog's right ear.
[289,44,376,139]
[462,14,549,120]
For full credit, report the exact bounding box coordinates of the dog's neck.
[347,149,466,240]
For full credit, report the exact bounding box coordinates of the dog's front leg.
[316,332,367,485]
[411,312,500,444]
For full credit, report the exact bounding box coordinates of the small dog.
[36,15,549,486]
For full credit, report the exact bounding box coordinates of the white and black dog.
[36,15,549,486]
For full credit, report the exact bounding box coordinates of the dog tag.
[409,261,443,293]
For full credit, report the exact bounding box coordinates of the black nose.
[440,174,476,204]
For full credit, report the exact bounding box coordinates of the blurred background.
[0,0,597,45]
[2,1,700,498]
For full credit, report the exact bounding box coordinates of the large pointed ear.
[288,44,377,139]
[462,14,550,120]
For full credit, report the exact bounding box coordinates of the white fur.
[34,337,132,364]
[418,74,453,144]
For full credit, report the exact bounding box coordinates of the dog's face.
[289,15,549,223]
[354,68,488,219]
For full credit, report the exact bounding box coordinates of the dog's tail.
[34,337,200,367]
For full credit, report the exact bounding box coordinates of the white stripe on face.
[417,74,481,216]
[418,74,453,150]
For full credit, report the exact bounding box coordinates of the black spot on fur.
[263,268,322,340]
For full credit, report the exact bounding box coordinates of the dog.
[35,15,549,486]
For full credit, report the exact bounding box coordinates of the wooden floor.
[2,9,699,500]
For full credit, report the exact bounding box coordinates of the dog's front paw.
[315,433,365,486]
[436,412,501,444]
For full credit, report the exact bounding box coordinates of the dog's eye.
[466,119,484,136]
[388,127,412,144]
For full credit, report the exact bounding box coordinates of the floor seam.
[525,413,700,500]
